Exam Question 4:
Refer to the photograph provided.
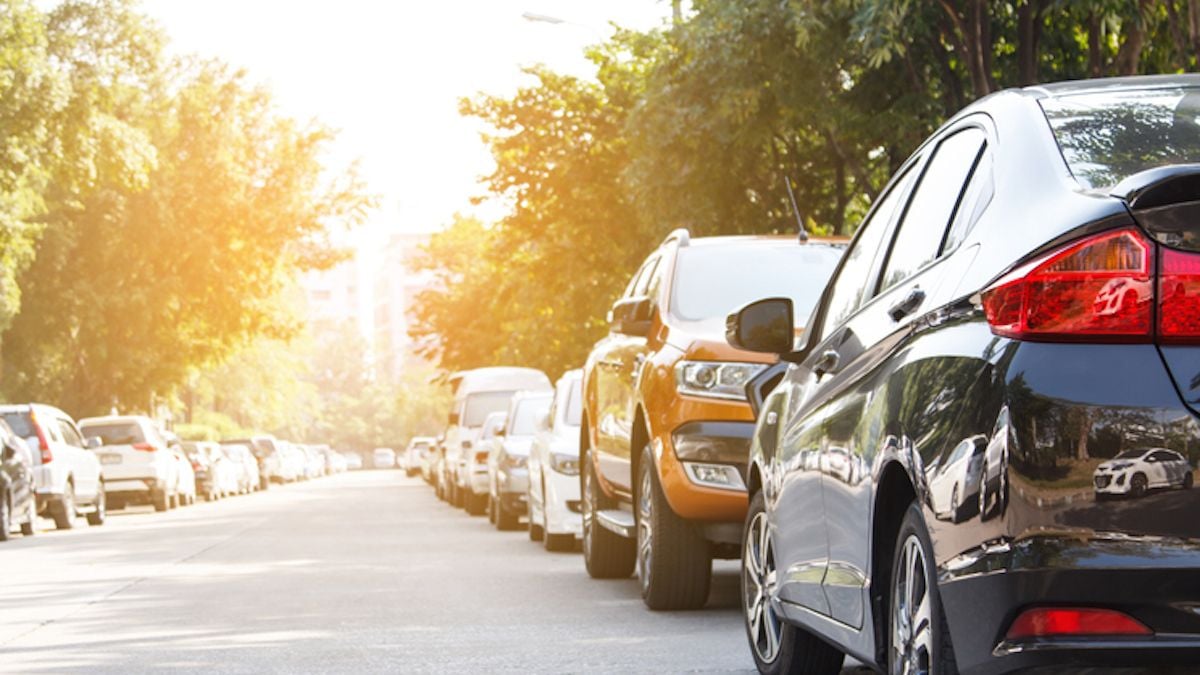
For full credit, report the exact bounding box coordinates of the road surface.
[0,471,869,673]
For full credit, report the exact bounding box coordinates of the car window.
[623,255,658,299]
[942,145,993,253]
[509,398,551,436]
[2,413,34,439]
[879,128,987,293]
[818,165,919,342]
[80,422,145,446]
[564,380,583,427]
[57,420,84,448]
[633,255,660,298]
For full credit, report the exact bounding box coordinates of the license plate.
[100,454,122,465]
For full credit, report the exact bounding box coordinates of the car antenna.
[785,177,809,243]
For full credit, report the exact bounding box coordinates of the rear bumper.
[940,537,1200,674]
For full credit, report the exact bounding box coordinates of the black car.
[727,75,1200,674]
[0,419,37,541]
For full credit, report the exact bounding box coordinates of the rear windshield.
[463,391,515,427]
[80,423,145,446]
[671,245,841,323]
[1,413,33,439]
[509,398,551,436]
[1041,88,1200,189]
[564,382,582,427]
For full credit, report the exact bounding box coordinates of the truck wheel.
[637,446,712,610]
[582,454,635,578]
[152,489,169,512]
[86,486,107,526]
[51,483,77,530]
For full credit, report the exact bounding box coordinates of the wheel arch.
[631,404,651,504]
[870,459,918,666]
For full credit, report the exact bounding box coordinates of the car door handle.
[887,286,926,322]
[813,349,840,377]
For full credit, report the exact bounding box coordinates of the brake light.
[132,443,156,452]
[982,228,1153,342]
[1159,247,1200,342]
[474,451,489,464]
[1006,607,1151,639]
[28,410,52,463]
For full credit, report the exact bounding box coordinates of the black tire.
[51,483,76,530]
[488,494,497,524]
[1131,472,1148,498]
[581,452,635,579]
[529,518,544,541]
[637,445,712,610]
[742,490,843,675]
[0,491,11,542]
[1185,472,1194,489]
[152,488,169,512]
[20,494,35,536]
[86,485,106,526]
[496,496,519,531]
[465,491,487,516]
[454,483,467,509]
[545,532,574,552]
[889,504,958,675]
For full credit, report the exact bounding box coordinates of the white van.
[440,367,551,512]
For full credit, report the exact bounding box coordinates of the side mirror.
[610,296,653,337]
[726,297,794,354]
[86,437,102,450]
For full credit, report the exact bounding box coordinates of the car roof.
[449,367,551,394]
[1023,73,1200,98]
[681,234,849,248]
[78,415,150,425]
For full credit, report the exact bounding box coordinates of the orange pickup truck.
[580,229,844,609]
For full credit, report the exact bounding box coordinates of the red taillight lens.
[1159,247,1200,342]
[474,451,489,463]
[132,443,156,452]
[982,228,1153,342]
[28,410,52,463]
[1006,607,1151,640]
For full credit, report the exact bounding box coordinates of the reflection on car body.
[1094,447,1194,498]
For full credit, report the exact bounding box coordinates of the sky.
[140,0,674,249]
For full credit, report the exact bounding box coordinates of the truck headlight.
[675,361,767,401]
[550,452,579,475]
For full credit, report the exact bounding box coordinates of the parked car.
[224,435,280,490]
[79,415,181,512]
[0,403,106,529]
[726,75,1200,674]
[223,443,261,494]
[183,441,237,501]
[579,230,844,610]
[1094,447,1194,499]
[320,446,346,474]
[404,437,434,478]
[488,391,552,530]
[343,452,363,471]
[441,367,552,508]
[469,413,508,516]
[926,435,987,523]
[276,442,306,482]
[421,435,443,484]
[372,447,396,470]
[528,369,584,551]
[0,420,37,540]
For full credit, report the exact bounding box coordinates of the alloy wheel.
[581,462,595,560]
[637,463,653,592]
[892,534,933,675]
[743,510,781,663]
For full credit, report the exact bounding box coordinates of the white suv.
[0,404,106,529]
[78,415,182,512]
[528,370,584,551]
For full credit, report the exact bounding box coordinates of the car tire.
[20,496,36,536]
[0,491,11,542]
[529,517,544,542]
[742,490,843,675]
[487,494,497,524]
[637,446,712,611]
[1185,472,1194,489]
[465,492,487,516]
[1131,472,1149,498]
[496,497,519,531]
[51,483,77,530]
[889,503,958,675]
[152,489,169,512]
[581,453,635,579]
[454,484,466,509]
[86,485,107,526]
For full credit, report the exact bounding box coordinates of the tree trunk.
[1088,13,1103,77]
[930,33,966,114]
[1076,409,1092,461]
[1017,0,1041,85]
[1114,0,1151,76]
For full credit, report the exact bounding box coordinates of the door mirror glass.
[726,297,795,354]
[610,296,653,337]
[85,436,102,450]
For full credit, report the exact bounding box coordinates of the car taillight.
[1006,607,1151,640]
[132,443,156,452]
[28,410,52,463]
[982,228,1154,342]
[1159,247,1200,342]
[474,451,489,464]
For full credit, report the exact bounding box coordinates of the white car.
[404,437,434,478]
[343,452,363,471]
[926,435,986,523]
[467,413,507,516]
[79,415,184,512]
[276,442,306,482]
[1095,448,1194,498]
[372,447,396,470]
[528,370,584,551]
[0,404,106,529]
[488,391,552,531]
[184,441,238,500]
[222,443,260,494]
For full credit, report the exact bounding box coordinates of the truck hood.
[664,319,779,364]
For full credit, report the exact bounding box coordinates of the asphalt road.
[0,471,870,673]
